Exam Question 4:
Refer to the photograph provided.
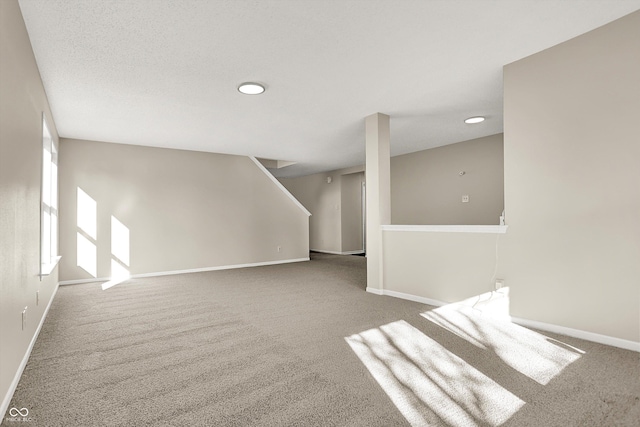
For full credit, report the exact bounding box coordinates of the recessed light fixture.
[465,116,485,124]
[238,82,265,95]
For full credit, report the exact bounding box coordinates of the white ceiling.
[19,0,640,177]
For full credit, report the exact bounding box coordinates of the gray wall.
[391,134,504,225]
[341,172,365,252]
[383,230,503,304]
[58,139,310,281]
[0,0,60,414]
[279,171,342,253]
[280,167,365,254]
[280,169,341,252]
[500,10,640,341]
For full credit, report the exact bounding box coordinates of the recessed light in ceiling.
[238,82,265,95]
[464,116,485,124]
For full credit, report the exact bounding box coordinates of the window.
[41,115,60,276]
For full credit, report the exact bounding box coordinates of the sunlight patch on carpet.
[421,293,583,385]
[345,320,524,427]
[101,261,130,290]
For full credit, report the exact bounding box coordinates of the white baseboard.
[510,316,640,352]
[59,257,310,286]
[311,249,365,255]
[374,289,447,308]
[248,156,311,217]
[370,288,639,352]
[1,282,59,421]
[59,277,108,285]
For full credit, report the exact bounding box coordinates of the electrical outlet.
[277,246,282,252]
[22,306,28,330]
[462,195,469,203]
[495,279,504,290]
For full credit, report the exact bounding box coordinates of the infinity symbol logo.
[9,407,29,417]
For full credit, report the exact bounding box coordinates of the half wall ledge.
[382,225,508,234]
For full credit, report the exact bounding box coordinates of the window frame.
[40,114,60,276]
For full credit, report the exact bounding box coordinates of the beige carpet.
[4,253,639,426]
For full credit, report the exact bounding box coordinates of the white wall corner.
[248,156,311,216]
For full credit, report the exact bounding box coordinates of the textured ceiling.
[18,0,640,177]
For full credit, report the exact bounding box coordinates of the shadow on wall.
[76,187,131,290]
[345,289,584,426]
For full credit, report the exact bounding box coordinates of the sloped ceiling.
[18,0,640,177]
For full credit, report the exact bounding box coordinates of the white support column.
[365,113,391,293]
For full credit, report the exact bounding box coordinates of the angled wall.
[501,10,640,343]
[378,11,639,349]
[0,0,60,417]
[58,139,310,282]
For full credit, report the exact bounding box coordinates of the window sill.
[40,256,62,276]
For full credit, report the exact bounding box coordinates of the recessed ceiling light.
[238,82,265,95]
[465,116,485,124]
